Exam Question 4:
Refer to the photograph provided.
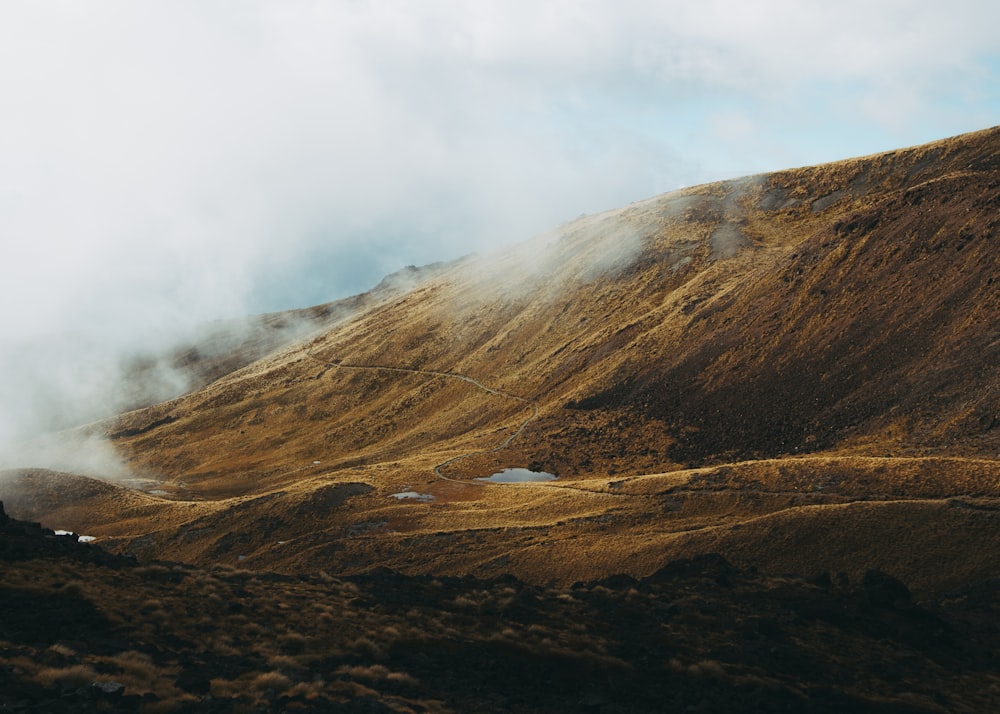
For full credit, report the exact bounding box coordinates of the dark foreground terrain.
[3,502,998,713]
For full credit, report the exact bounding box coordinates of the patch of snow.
[53,530,95,543]
[391,491,435,502]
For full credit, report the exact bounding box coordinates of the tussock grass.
[337,664,419,686]
[250,670,293,693]
[31,663,99,688]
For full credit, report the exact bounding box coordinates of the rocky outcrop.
[0,500,133,567]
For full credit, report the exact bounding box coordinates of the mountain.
[115,261,455,414]
[2,127,999,600]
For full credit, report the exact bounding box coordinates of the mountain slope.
[2,126,999,594]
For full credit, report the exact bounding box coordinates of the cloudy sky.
[1,0,999,447]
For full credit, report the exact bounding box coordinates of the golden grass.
[3,126,999,608]
[31,664,100,688]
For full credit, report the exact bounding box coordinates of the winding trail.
[306,352,540,483]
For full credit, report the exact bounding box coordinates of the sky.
[0,0,999,452]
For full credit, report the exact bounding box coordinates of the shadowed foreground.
[3,502,999,713]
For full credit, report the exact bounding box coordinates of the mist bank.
[0,260,455,476]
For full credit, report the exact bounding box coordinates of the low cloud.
[0,1,997,474]
[1,430,130,482]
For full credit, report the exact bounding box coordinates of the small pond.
[475,468,557,483]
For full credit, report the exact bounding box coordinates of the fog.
[1,1,997,474]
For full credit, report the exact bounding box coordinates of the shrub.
[33,664,100,688]
[251,670,292,693]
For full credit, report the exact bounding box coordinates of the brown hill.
[2,127,999,596]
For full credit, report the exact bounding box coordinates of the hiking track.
[306,352,540,483]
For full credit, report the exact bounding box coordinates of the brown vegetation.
[2,127,1000,710]
[2,502,999,712]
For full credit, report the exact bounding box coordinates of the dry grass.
[250,670,293,693]
[1,127,998,702]
[3,538,1000,712]
[31,664,100,688]
[336,664,419,686]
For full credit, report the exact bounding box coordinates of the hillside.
[116,262,454,414]
[2,127,999,598]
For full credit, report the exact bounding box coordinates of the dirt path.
[306,353,539,483]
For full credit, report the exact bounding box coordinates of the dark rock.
[90,681,125,700]
[0,505,135,569]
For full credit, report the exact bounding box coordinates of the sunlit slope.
[109,126,998,480]
[4,126,998,592]
[5,457,999,597]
